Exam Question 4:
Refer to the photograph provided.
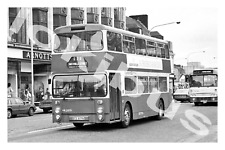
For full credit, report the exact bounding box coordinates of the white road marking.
[27,124,73,134]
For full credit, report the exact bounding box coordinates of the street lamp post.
[185,51,205,74]
[149,21,181,32]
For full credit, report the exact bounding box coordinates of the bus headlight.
[55,107,61,113]
[97,106,104,114]
[56,115,61,121]
[98,114,104,121]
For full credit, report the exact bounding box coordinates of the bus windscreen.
[52,74,107,98]
[190,75,217,87]
[54,31,103,53]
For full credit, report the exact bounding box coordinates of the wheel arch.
[125,101,133,121]
[159,98,165,110]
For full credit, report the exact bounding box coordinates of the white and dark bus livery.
[51,24,173,128]
[189,69,218,106]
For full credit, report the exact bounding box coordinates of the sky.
[126,7,218,68]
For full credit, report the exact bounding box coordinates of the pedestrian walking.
[7,83,13,97]
[25,89,31,101]
[43,88,51,100]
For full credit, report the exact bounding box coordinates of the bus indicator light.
[97,100,103,105]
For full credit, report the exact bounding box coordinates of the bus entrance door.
[109,73,121,121]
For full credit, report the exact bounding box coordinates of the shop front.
[7,46,51,102]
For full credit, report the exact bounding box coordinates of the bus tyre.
[121,103,132,128]
[73,123,84,128]
[8,109,12,119]
[28,108,34,116]
[155,100,164,120]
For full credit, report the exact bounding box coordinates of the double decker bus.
[51,24,173,128]
[189,69,218,106]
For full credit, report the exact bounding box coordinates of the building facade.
[7,7,126,101]
[184,62,204,75]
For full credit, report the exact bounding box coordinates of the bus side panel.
[122,93,172,120]
[122,96,139,120]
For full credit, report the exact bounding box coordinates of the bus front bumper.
[53,113,113,124]
[190,97,218,103]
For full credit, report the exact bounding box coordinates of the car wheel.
[73,123,84,128]
[8,109,12,119]
[155,100,164,120]
[28,108,34,116]
[121,103,132,128]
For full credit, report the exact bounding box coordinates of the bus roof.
[54,24,168,44]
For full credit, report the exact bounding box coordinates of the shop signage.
[23,51,52,61]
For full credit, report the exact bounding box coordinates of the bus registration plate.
[69,116,89,121]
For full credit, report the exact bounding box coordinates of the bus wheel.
[155,100,164,120]
[73,123,84,128]
[121,103,132,128]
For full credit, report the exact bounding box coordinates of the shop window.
[138,76,148,93]
[71,7,84,24]
[107,31,122,52]
[53,7,67,29]
[8,7,26,44]
[53,8,67,50]
[149,77,158,93]
[125,76,137,94]
[87,7,98,13]
[159,77,167,92]
[114,7,124,21]
[33,7,48,45]
[135,38,146,55]
[101,7,112,17]
[87,8,99,24]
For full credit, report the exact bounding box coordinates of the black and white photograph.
[3,0,224,147]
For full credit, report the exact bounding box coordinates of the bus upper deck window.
[107,31,122,52]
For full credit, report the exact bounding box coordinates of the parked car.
[7,97,37,119]
[39,96,52,113]
[173,88,191,102]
